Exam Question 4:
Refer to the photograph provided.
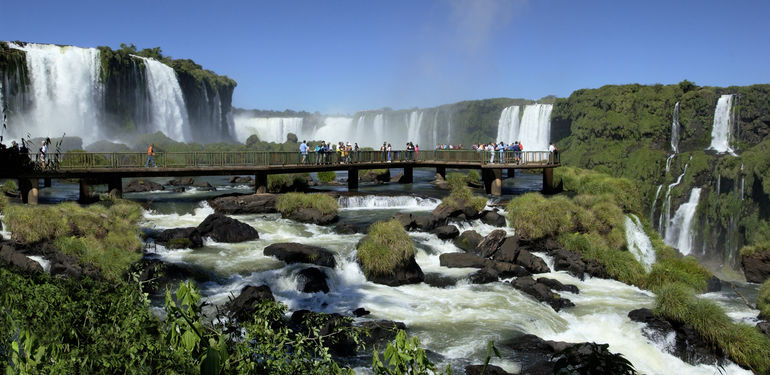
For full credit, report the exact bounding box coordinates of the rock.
[197,214,259,243]
[227,285,275,322]
[432,225,459,240]
[124,179,164,193]
[432,202,463,222]
[706,276,722,292]
[414,215,443,232]
[393,213,416,230]
[168,177,194,186]
[493,237,519,263]
[155,227,203,248]
[360,170,390,183]
[511,276,574,311]
[757,322,770,338]
[516,250,550,274]
[464,364,513,375]
[297,267,329,293]
[208,194,277,214]
[492,262,531,278]
[476,229,507,258]
[463,206,482,220]
[502,334,574,375]
[390,172,404,183]
[741,250,770,283]
[453,230,484,252]
[537,277,579,294]
[364,257,424,286]
[628,308,674,333]
[334,222,364,234]
[193,181,216,191]
[469,267,499,284]
[286,133,298,143]
[357,320,407,350]
[549,247,607,280]
[0,244,43,273]
[230,176,252,184]
[352,307,370,317]
[439,253,492,269]
[171,187,185,193]
[284,207,339,225]
[479,210,506,227]
[264,242,336,268]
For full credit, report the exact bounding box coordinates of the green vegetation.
[317,171,337,183]
[553,343,635,375]
[357,219,415,277]
[276,193,339,216]
[759,280,770,319]
[2,180,18,194]
[442,173,487,211]
[655,283,770,373]
[740,241,770,258]
[267,173,309,193]
[372,330,451,375]
[554,167,640,213]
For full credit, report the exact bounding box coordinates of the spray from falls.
[133,56,190,142]
[708,94,736,155]
[233,116,303,143]
[664,188,702,256]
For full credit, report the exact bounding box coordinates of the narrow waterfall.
[9,43,103,144]
[664,188,702,256]
[133,56,190,142]
[496,105,521,143]
[670,102,680,153]
[665,154,675,174]
[233,116,303,143]
[708,94,736,155]
[659,156,691,235]
[432,111,439,147]
[446,118,451,144]
[625,214,656,271]
[337,195,440,210]
[650,184,663,224]
[518,104,552,150]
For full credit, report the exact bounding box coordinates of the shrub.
[645,256,711,293]
[276,193,338,216]
[507,193,576,240]
[357,219,415,277]
[553,167,641,214]
[2,180,17,194]
[559,232,646,287]
[317,171,336,183]
[442,173,487,212]
[740,241,770,257]
[759,280,770,319]
[268,173,309,193]
[465,170,481,185]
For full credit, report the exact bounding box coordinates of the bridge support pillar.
[107,177,122,199]
[436,167,446,179]
[507,168,515,178]
[542,167,555,194]
[255,171,268,194]
[348,168,359,191]
[44,178,52,188]
[18,179,38,205]
[401,166,413,184]
[482,169,502,196]
[79,179,96,204]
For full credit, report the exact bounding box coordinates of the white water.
[233,116,303,143]
[133,56,191,142]
[312,117,355,144]
[26,255,51,272]
[496,104,552,150]
[664,188,702,256]
[708,95,736,155]
[496,106,521,143]
[650,184,663,224]
[670,102,680,154]
[337,195,440,210]
[9,43,103,144]
[624,214,655,271]
[659,156,691,236]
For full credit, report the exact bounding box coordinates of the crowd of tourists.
[298,140,421,164]
[0,137,53,171]
[474,141,559,164]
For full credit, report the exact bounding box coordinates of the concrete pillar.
[78,179,92,203]
[43,178,52,188]
[348,167,359,191]
[401,166,414,184]
[436,167,446,179]
[482,169,503,196]
[18,178,32,204]
[542,167,555,194]
[107,177,122,199]
[255,171,268,194]
[507,168,515,178]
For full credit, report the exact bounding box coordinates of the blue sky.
[2,0,768,113]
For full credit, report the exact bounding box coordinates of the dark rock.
[393,213,415,230]
[480,210,507,227]
[432,225,460,240]
[476,229,507,258]
[193,181,216,191]
[155,227,203,248]
[230,176,252,184]
[297,267,329,293]
[463,206,482,220]
[364,256,424,286]
[464,364,513,375]
[706,276,722,292]
[549,247,606,279]
[757,322,770,338]
[197,214,259,243]
[130,258,218,294]
[423,273,459,288]
[469,267,499,284]
[414,215,443,232]
[227,285,275,322]
[172,187,185,193]
[537,277,579,294]
[502,334,574,375]
[208,194,277,214]
[334,222,364,234]
[124,179,164,193]
[0,244,43,273]
[286,133,298,143]
[168,177,194,186]
[628,308,674,333]
[453,230,484,252]
[360,170,390,183]
[264,242,336,268]
[492,262,531,278]
[511,276,574,311]
[284,207,339,225]
[352,307,370,317]
[516,250,550,274]
[741,250,770,283]
[432,203,463,222]
[439,253,492,269]
[493,237,519,263]
[357,320,407,350]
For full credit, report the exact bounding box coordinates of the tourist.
[512,141,521,164]
[39,140,48,168]
[315,142,322,165]
[353,143,359,163]
[145,143,157,168]
[498,142,505,163]
[549,143,558,164]
[487,143,495,163]
[414,144,419,160]
[387,143,392,163]
[380,142,387,162]
[299,140,308,164]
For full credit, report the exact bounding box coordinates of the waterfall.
[133,56,190,142]
[659,156,691,235]
[432,110,439,147]
[496,106,521,143]
[337,195,440,210]
[233,116,303,143]
[650,184,663,224]
[665,154,675,174]
[670,102,680,153]
[9,43,103,144]
[708,94,736,155]
[740,163,745,200]
[664,188,702,256]
[313,117,354,143]
[625,214,656,272]
[407,111,423,144]
[517,104,552,150]
[446,118,451,144]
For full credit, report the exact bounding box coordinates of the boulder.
[476,229,507,258]
[549,247,607,280]
[208,194,277,214]
[628,308,674,334]
[480,210,506,227]
[493,237,519,263]
[155,227,203,248]
[197,214,259,243]
[464,364,513,375]
[364,257,424,286]
[432,225,460,240]
[193,181,216,191]
[439,253,492,269]
[227,285,275,322]
[414,215,443,232]
[469,267,499,284]
[357,320,407,349]
[432,202,463,222]
[230,176,252,184]
[0,244,43,273]
[360,170,390,183]
[393,213,416,230]
[516,250,550,274]
[706,276,722,292]
[264,242,336,268]
[741,250,770,283]
[536,277,579,294]
[511,276,574,311]
[334,222,364,234]
[453,230,483,252]
[757,322,770,338]
[297,267,329,293]
[492,262,531,278]
[501,334,575,375]
[284,207,339,225]
[124,179,164,193]
[168,177,195,186]
[352,307,370,317]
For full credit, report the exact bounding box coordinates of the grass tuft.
[275,193,338,216]
[317,171,336,183]
[507,193,576,240]
[357,219,415,277]
[740,241,770,257]
[442,173,487,211]
[759,280,770,319]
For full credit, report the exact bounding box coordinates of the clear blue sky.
[2,0,768,114]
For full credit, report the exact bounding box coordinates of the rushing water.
[496,106,521,143]
[708,94,736,155]
[624,214,655,271]
[233,116,303,143]
[659,156,691,235]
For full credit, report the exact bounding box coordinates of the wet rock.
[493,237,519,263]
[469,267,499,284]
[230,176,252,184]
[284,207,339,225]
[352,307,370,317]
[628,308,674,333]
[423,273,459,288]
[476,229,507,258]
[168,177,194,186]
[536,277,579,294]
[511,276,574,311]
[453,230,484,252]
[439,253,492,269]
[432,225,460,240]
[357,320,407,350]
[155,227,203,248]
[479,210,506,227]
[297,267,329,293]
[492,262,531,278]
[549,247,607,280]
[334,222,364,234]
[207,194,277,214]
[706,275,722,292]
[364,257,425,286]
[393,213,416,230]
[227,285,275,322]
[264,242,336,268]
[124,179,164,193]
[0,244,43,273]
[464,364,513,375]
[171,187,185,193]
[741,250,770,283]
[197,214,259,243]
[432,203,463,222]
[414,215,443,232]
[515,250,550,274]
[501,334,574,375]
[193,181,216,191]
[757,321,770,338]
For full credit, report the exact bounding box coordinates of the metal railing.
[55,150,560,169]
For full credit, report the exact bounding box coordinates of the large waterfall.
[664,188,702,256]
[496,104,552,150]
[233,116,303,143]
[708,94,735,155]
[133,56,191,142]
[9,43,104,144]
[311,117,355,143]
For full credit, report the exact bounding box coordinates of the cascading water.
[233,116,303,143]
[496,106,521,143]
[670,102,680,153]
[133,56,191,142]
[312,117,355,143]
[8,43,103,144]
[664,188,702,256]
[624,214,655,271]
[650,184,663,224]
[659,156,691,235]
[708,94,736,155]
[337,195,440,210]
[407,111,423,144]
[513,104,552,150]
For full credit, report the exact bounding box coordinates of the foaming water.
[624,214,655,271]
[338,195,440,210]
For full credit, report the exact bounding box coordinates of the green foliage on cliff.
[758,280,770,319]
[357,219,415,277]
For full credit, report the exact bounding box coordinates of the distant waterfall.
[625,214,656,271]
[496,106,521,142]
[407,111,423,144]
[659,156,691,235]
[9,43,103,144]
[496,104,552,150]
[133,56,190,142]
[233,116,303,143]
[664,188,702,256]
[670,102,680,153]
[650,184,663,224]
[708,94,736,155]
[312,117,354,143]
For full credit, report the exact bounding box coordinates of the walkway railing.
[55,150,560,169]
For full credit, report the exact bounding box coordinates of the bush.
[465,170,481,185]
[357,219,415,277]
[554,167,641,214]
[645,256,711,293]
[276,193,338,216]
[268,173,309,193]
[559,232,646,287]
[2,180,17,194]
[317,171,336,183]
[507,193,576,240]
[442,173,487,212]
[740,241,770,257]
[759,280,770,319]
